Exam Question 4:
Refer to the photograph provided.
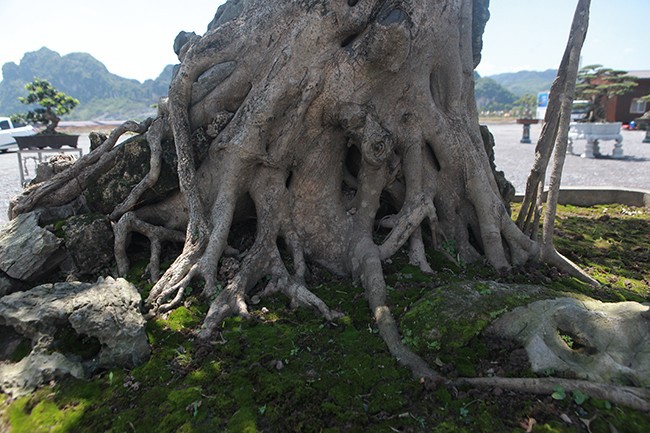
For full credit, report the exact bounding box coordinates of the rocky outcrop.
[487,297,650,387]
[0,276,150,396]
[0,212,64,281]
[30,154,77,185]
[61,214,115,275]
[0,352,85,397]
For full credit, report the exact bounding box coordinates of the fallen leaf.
[519,417,537,432]
[560,413,573,424]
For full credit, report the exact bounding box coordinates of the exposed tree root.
[10,0,637,414]
[453,377,650,413]
[9,119,152,219]
[114,211,185,280]
[110,117,168,221]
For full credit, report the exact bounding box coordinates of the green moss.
[367,381,406,414]
[167,304,202,331]
[2,204,648,433]
[227,407,257,433]
[8,397,86,433]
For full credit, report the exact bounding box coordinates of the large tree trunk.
[9,0,595,382]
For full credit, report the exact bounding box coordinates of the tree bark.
[10,0,607,387]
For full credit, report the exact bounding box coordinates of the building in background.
[605,71,650,124]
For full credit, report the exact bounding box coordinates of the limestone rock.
[61,214,114,275]
[84,135,179,214]
[0,351,84,397]
[487,297,650,387]
[0,212,64,281]
[0,276,150,396]
[30,153,77,185]
[0,273,25,297]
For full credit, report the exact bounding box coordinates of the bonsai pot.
[570,122,621,135]
[15,134,79,150]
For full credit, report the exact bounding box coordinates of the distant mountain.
[0,47,174,120]
[473,69,558,112]
[474,77,517,112]
[488,69,557,97]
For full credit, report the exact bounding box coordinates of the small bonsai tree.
[12,78,79,134]
[510,94,537,119]
[575,65,637,122]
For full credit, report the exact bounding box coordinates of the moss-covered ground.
[1,204,648,432]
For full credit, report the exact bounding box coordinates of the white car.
[0,117,36,152]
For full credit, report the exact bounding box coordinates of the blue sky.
[0,0,647,83]
[478,0,649,76]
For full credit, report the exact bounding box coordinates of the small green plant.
[572,390,589,405]
[551,385,566,400]
[560,333,575,349]
[12,78,79,134]
[511,94,537,119]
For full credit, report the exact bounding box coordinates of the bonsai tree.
[575,65,637,122]
[12,78,79,134]
[511,94,537,119]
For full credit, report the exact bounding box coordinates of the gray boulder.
[30,153,77,185]
[0,351,85,397]
[0,212,64,281]
[487,297,650,387]
[0,276,150,396]
[61,214,114,275]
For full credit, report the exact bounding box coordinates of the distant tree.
[474,77,516,112]
[510,94,537,119]
[575,65,637,122]
[11,78,79,134]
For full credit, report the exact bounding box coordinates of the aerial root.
[198,280,251,340]
[453,377,650,413]
[407,227,434,275]
[195,235,343,339]
[110,117,168,221]
[145,247,204,315]
[379,195,436,260]
[543,248,600,287]
[113,211,185,280]
[356,236,441,382]
[10,119,152,218]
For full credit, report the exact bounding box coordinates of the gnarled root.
[113,211,185,280]
[356,236,441,382]
[453,377,650,413]
[9,119,153,219]
[198,240,341,340]
[110,117,168,221]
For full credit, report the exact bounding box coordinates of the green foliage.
[575,65,638,122]
[551,385,566,400]
[489,69,557,97]
[474,77,516,112]
[511,94,538,119]
[14,78,79,133]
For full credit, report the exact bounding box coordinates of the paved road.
[0,136,93,224]
[0,123,648,224]
[489,122,650,195]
